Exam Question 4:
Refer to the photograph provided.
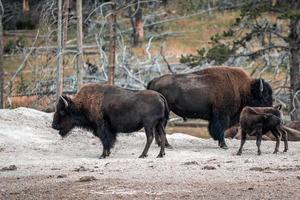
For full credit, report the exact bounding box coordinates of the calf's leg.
[279,126,288,152]
[237,129,247,155]
[256,129,262,155]
[271,128,281,154]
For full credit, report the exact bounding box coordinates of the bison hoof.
[139,154,148,158]
[257,151,261,155]
[273,150,278,154]
[157,153,164,158]
[236,151,242,156]
[220,144,228,150]
[99,155,106,159]
[283,149,288,152]
[165,144,173,149]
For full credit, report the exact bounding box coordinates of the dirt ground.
[0,108,300,200]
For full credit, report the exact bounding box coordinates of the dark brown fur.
[148,66,273,148]
[237,106,288,155]
[52,84,169,159]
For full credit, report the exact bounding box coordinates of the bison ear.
[251,79,264,99]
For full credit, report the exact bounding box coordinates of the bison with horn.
[52,83,169,159]
[147,66,273,149]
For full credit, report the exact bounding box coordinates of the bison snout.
[52,123,61,130]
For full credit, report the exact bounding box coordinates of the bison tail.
[147,79,154,90]
[160,94,170,122]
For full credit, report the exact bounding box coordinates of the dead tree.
[63,0,70,47]
[289,16,300,120]
[129,0,144,46]
[108,0,116,85]
[76,0,83,89]
[0,0,3,108]
[23,0,29,12]
[56,0,64,101]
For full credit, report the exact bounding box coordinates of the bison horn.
[259,79,264,92]
[60,95,69,108]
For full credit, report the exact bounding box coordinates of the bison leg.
[139,126,154,158]
[279,126,288,152]
[98,125,116,159]
[155,131,161,146]
[155,120,173,149]
[165,138,172,149]
[156,124,166,158]
[208,113,229,149]
[237,129,247,155]
[99,146,109,159]
[155,129,173,149]
[256,129,262,155]
[271,128,281,154]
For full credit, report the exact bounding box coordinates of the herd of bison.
[51,66,300,159]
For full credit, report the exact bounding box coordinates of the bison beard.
[52,84,170,159]
[147,66,273,149]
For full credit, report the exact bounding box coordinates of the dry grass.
[2,11,238,75]
[130,11,239,61]
[167,126,209,138]
[2,11,288,98]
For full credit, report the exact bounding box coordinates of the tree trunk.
[108,1,116,85]
[162,0,168,7]
[56,0,64,102]
[129,1,144,47]
[133,7,144,46]
[0,0,3,108]
[23,0,30,12]
[288,18,300,120]
[76,0,83,89]
[63,0,70,47]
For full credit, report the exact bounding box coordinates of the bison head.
[52,95,80,138]
[249,79,273,107]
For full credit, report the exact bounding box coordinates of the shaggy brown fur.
[147,66,273,148]
[52,83,169,159]
[237,106,288,155]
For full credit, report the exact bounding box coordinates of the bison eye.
[59,110,66,116]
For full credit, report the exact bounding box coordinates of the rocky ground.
[0,108,299,200]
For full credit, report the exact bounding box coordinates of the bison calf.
[52,84,169,159]
[237,105,288,155]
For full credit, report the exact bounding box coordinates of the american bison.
[237,106,288,155]
[52,84,169,159]
[147,66,273,149]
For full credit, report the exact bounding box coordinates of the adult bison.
[147,66,273,148]
[52,83,169,158]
